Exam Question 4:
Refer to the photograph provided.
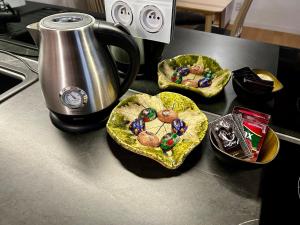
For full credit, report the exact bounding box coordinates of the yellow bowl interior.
[257,128,280,164]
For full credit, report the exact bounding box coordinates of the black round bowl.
[232,76,274,101]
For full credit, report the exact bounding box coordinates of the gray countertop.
[1,26,300,224]
[0,56,262,225]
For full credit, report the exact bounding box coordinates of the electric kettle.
[27,12,140,133]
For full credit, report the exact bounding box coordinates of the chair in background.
[195,0,253,37]
[229,0,253,37]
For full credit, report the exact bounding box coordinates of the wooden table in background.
[176,0,233,32]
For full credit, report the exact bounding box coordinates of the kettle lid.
[40,12,94,30]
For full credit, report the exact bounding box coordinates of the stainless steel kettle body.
[35,12,140,117]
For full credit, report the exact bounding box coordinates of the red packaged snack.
[233,107,270,125]
[233,107,271,161]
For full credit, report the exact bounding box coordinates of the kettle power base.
[50,111,109,134]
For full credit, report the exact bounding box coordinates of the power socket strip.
[104,0,176,44]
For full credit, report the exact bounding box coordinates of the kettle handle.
[94,21,140,97]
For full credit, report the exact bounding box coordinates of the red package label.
[243,120,267,148]
[232,107,271,161]
[233,107,271,125]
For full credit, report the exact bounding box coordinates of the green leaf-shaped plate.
[106,92,208,169]
[158,54,231,98]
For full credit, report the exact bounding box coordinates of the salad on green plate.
[158,54,231,98]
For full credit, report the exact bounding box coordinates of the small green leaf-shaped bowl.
[158,54,231,98]
[106,92,208,169]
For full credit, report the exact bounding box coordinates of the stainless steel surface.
[0,61,38,103]
[26,22,40,46]
[275,132,300,146]
[29,12,121,116]
[41,13,93,30]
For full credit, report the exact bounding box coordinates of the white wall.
[232,0,300,35]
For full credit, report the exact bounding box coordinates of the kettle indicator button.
[60,87,88,109]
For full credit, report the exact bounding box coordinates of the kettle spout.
[26,22,40,47]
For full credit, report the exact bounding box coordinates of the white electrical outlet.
[140,5,164,33]
[4,0,25,8]
[104,0,176,44]
[111,1,133,26]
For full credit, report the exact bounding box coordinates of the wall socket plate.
[104,0,176,44]
[4,0,25,8]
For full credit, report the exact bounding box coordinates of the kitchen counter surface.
[0,51,268,225]
[1,48,299,225]
[0,3,299,224]
[0,57,265,225]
